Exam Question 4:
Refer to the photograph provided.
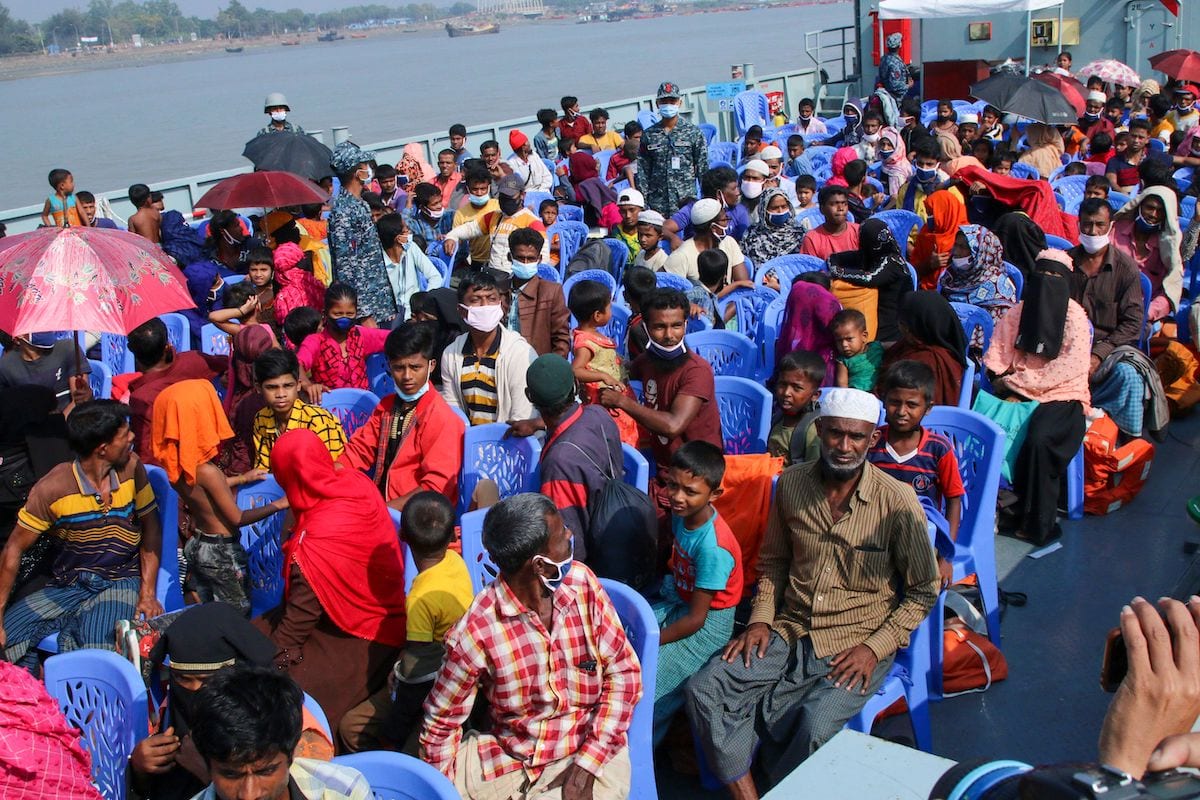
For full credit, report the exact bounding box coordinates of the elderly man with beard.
[684,388,938,800]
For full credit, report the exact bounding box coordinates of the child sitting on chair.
[831,308,884,391]
[767,349,825,465]
[297,283,390,399]
[569,280,640,447]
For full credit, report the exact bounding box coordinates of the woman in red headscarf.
[909,190,969,289]
[254,428,408,735]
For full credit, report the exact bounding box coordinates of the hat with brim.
[526,354,576,408]
[497,174,525,198]
[330,141,377,175]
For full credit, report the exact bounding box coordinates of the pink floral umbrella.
[1077,59,1141,88]
[0,227,195,344]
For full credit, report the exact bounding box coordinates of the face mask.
[844,114,857,124]
[468,193,490,208]
[767,210,793,226]
[533,545,573,593]
[424,207,444,220]
[1181,102,1195,111]
[740,180,764,199]
[461,303,505,333]
[511,259,539,280]
[498,196,523,216]
[360,166,374,184]
[711,223,728,240]
[864,132,880,143]
[395,380,429,403]
[643,323,687,360]
[330,316,354,333]
[915,167,938,183]
[1135,213,1162,234]
[658,103,679,119]
[878,149,895,162]
[1084,112,1100,122]
[950,256,971,270]
[799,111,813,121]
[270,110,287,122]
[1078,232,1110,254]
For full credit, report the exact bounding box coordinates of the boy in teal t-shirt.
[832,308,884,391]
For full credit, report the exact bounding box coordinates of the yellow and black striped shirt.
[459,335,501,426]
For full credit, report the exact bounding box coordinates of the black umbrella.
[969,73,1078,126]
[242,132,334,182]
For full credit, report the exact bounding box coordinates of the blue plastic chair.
[794,145,836,177]
[949,302,995,355]
[716,286,780,344]
[333,751,459,800]
[794,206,826,230]
[426,256,452,287]
[547,220,589,274]
[1148,138,1166,153]
[698,123,718,145]
[908,263,920,291]
[733,90,770,136]
[602,238,631,284]
[303,693,332,738]
[754,254,826,288]
[459,423,542,515]
[365,352,388,388]
[160,312,192,353]
[921,407,1004,652]
[1184,195,1198,222]
[1044,233,1074,250]
[1051,175,1088,207]
[523,190,554,212]
[598,578,660,800]
[872,209,922,257]
[844,603,933,752]
[536,264,560,283]
[145,465,184,613]
[708,141,739,169]
[200,323,230,356]
[236,477,287,617]
[594,148,618,180]
[655,272,692,292]
[1009,162,1040,181]
[458,508,495,593]
[320,387,380,437]
[563,268,617,306]
[604,303,631,359]
[556,204,584,223]
[758,296,787,379]
[1107,191,1131,214]
[88,359,112,399]
[101,333,134,375]
[44,649,149,800]
[637,108,661,130]
[621,443,649,492]
[1003,261,1025,299]
[685,329,758,378]
[714,375,772,455]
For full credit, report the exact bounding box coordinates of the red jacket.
[339,389,465,506]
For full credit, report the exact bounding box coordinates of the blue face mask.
[844,114,857,125]
[1135,213,1162,234]
[915,167,938,183]
[330,316,354,333]
[395,380,429,403]
[658,103,679,119]
[533,543,574,593]
[511,259,539,280]
[468,193,490,208]
[767,211,793,226]
[643,323,687,361]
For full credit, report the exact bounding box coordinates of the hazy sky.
[13,0,459,23]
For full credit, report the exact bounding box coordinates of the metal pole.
[744,63,756,89]
[1057,1,1063,54]
[1025,10,1032,75]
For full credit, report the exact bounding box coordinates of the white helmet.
[263,92,289,112]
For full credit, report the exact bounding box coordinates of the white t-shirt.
[664,237,744,283]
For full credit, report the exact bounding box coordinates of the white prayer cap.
[759,145,784,161]
[959,112,979,125]
[1087,90,1107,104]
[740,159,770,178]
[691,198,722,225]
[817,388,882,425]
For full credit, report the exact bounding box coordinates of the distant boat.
[350,33,367,39]
[445,22,499,37]
[224,46,243,52]
[280,40,301,46]
[317,31,344,41]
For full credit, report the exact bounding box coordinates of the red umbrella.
[196,170,328,211]
[0,227,194,342]
[1032,70,1087,116]
[1150,49,1200,84]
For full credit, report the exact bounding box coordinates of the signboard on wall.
[1030,17,1080,47]
[706,81,747,112]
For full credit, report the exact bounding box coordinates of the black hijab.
[1015,258,1072,359]
[828,218,913,342]
[992,211,1047,278]
[900,291,968,367]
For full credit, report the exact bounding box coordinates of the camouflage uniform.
[638,118,709,215]
[257,120,307,136]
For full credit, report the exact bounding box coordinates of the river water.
[0,2,850,210]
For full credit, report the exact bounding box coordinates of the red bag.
[1083,414,1156,516]
[942,623,1008,695]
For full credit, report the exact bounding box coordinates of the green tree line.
[0,0,478,54]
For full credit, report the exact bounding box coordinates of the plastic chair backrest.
[794,145,836,177]
[236,477,287,616]
[426,256,452,286]
[755,254,826,287]
[1044,233,1074,250]
[200,323,230,356]
[44,649,149,800]
[1148,138,1166,153]
[637,108,661,130]
[795,206,826,230]
[708,141,740,169]
[655,272,691,292]
[1184,196,1198,221]
[557,205,584,223]
[908,264,920,291]
[523,190,554,212]
[949,302,994,354]
[598,578,660,800]
[921,407,1003,560]
[1139,271,1153,349]
[758,296,786,378]
[160,313,192,352]
[698,123,718,145]
[1107,192,1130,214]
[145,465,185,612]
[537,264,561,283]
[602,238,631,284]
[594,148,617,180]
[1003,261,1024,299]
[604,303,631,358]
[87,359,112,399]
[303,693,332,738]
[458,508,495,594]
[871,209,921,257]
[548,220,589,271]
[563,269,618,306]
[716,285,780,340]
[332,751,460,800]
[734,90,771,136]
[460,423,542,514]
[101,333,134,376]
[621,443,649,492]
[685,329,758,378]
[365,352,388,389]
[1051,174,1088,205]
[1009,162,1040,180]
[714,375,772,454]
[320,388,380,437]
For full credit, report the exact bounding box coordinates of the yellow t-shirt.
[407,550,474,643]
[1151,118,1175,143]
[579,131,624,152]
[453,198,499,265]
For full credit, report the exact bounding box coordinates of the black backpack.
[560,441,658,592]
[563,238,614,278]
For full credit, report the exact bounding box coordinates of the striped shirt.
[18,459,157,584]
[749,460,938,660]
[251,399,347,470]
[421,563,641,782]
[868,426,965,506]
[459,334,501,426]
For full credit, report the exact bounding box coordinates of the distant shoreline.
[0,0,847,83]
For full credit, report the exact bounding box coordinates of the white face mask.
[359,166,374,185]
[270,110,287,122]
[424,207,444,220]
[950,256,971,270]
[460,303,505,333]
[864,132,880,143]
[1078,231,1110,254]
[740,179,764,199]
